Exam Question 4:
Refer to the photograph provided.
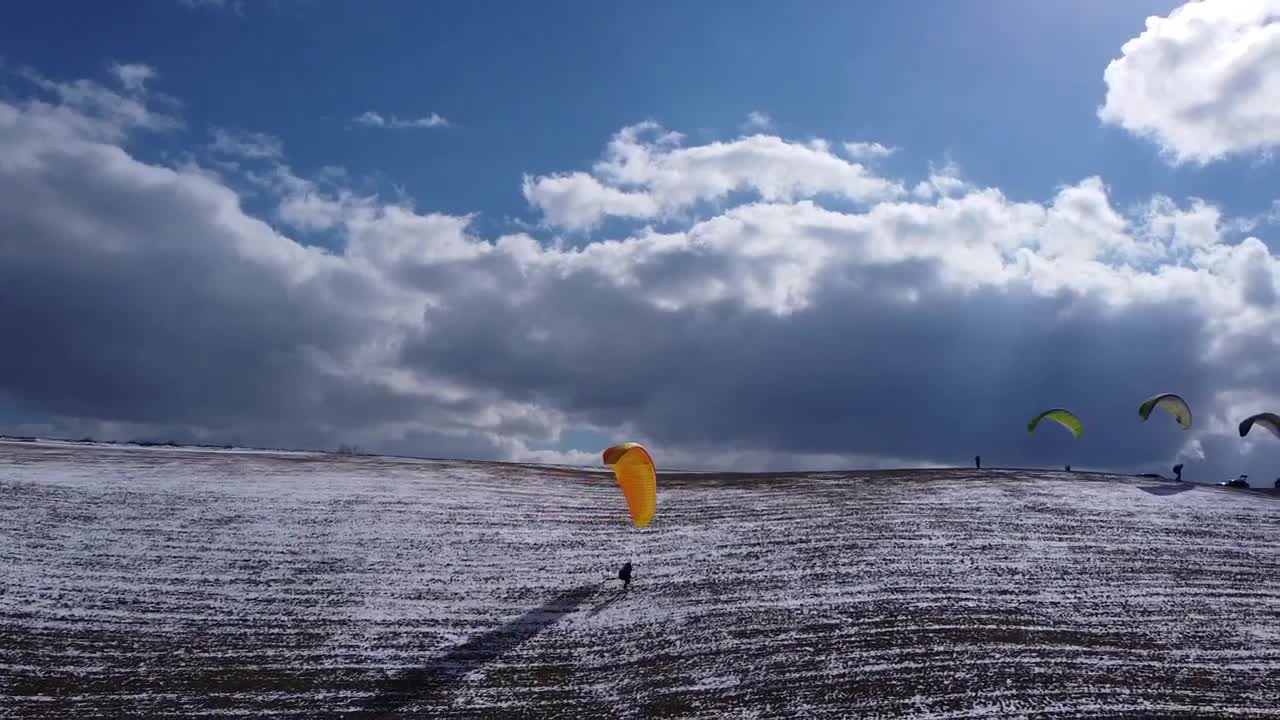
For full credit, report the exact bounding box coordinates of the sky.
[3,0,1280,481]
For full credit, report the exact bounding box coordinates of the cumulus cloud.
[910,161,974,201]
[3,65,1280,481]
[523,122,905,230]
[519,172,657,231]
[1099,0,1280,164]
[353,111,450,129]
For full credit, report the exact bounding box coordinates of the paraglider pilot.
[1173,463,1183,482]
[974,455,981,469]
[619,561,633,590]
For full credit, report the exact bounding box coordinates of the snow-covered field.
[2,441,1278,719]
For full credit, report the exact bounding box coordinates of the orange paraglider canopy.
[602,442,657,528]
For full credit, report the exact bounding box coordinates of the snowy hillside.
[2,441,1278,718]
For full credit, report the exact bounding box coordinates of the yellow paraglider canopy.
[602,442,657,528]
[1138,393,1192,430]
[1027,408,1083,438]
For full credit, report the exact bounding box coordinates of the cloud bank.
[1100,0,1280,165]
[2,32,1280,479]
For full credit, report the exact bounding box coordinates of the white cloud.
[1035,177,1133,262]
[843,141,897,161]
[519,172,657,231]
[910,161,973,201]
[1099,0,1280,164]
[1224,199,1280,235]
[276,190,353,232]
[523,121,905,230]
[5,66,1280,480]
[743,111,773,132]
[353,111,450,129]
[15,66,180,139]
[209,127,283,160]
[178,0,244,13]
[110,63,156,93]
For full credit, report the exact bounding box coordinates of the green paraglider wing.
[1027,408,1083,438]
[1138,393,1192,429]
[1238,412,1280,439]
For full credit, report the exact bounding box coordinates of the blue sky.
[9,0,1272,226]
[3,0,1280,479]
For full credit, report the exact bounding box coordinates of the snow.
[2,442,1278,718]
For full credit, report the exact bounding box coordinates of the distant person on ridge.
[619,561,633,590]
[1065,465,1071,472]
[1274,477,1279,489]
[975,455,981,469]
[1173,463,1184,482]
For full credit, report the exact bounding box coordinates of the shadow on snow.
[1137,483,1197,497]
[586,587,628,618]
[355,582,602,718]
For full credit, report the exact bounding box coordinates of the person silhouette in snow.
[1173,463,1184,482]
[974,455,981,470]
[618,561,633,590]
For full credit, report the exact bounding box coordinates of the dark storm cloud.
[0,95,492,452]
[0,151,362,430]
[402,254,1220,471]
